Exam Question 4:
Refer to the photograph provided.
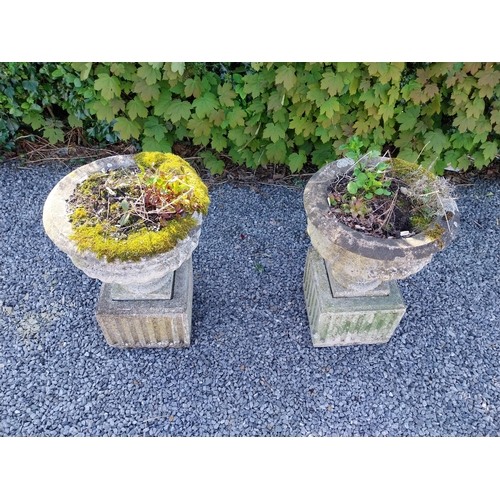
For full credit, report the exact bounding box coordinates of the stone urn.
[42,154,208,348]
[303,158,459,347]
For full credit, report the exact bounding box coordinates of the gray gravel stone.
[0,160,499,436]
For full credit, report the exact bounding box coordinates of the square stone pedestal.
[303,248,406,347]
[95,258,193,348]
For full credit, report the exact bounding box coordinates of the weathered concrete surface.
[42,155,203,295]
[95,258,193,348]
[303,159,460,293]
[110,272,174,301]
[303,248,406,346]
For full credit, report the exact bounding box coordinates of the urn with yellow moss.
[43,153,210,348]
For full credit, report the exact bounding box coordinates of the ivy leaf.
[275,65,297,91]
[218,82,237,107]
[23,112,45,130]
[476,67,500,88]
[319,97,340,119]
[153,90,172,118]
[126,97,149,120]
[137,63,161,85]
[227,106,246,128]
[94,73,122,100]
[367,62,388,77]
[166,99,192,123]
[393,131,414,150]
[478,84,495,99]
[210,130,228,152]
[315,126,331,143]
[378,102,395,121]
[132,80,160,103]
[359,89,380,108]
[491,109,500,126]
[143,116,165,141]
[451,132,474,151]
[301,120,316,138]
[263,122,286,143]
[228,127,249,147]
[320,72,344,96]
[209,108,226,126]
[396,106,420,131]
[265,141,287,164]
[466,97,484,119]
[401,81,420,101]
[184,77,203,98]
[43,127,64,144]
[243,73,263,98]
[200,151,225,175]
[481,141,499,163]
[73,62,92,80]
[424,129,449,154]
[110,63,125,76]
[171,62,185,76]
[336,62,357,73]
[187,116,211,139]
[68,115,83,128]
[288,150,307,173]
[453,112,477,133]
[113,117,141,140]
[265,91,283,111]
[474,116,492,136]
[193,92,219,119]
[290,115,307,133]
[471,150,488,169]
[306,84,328,107]
[422,95,441,117]
[109,98,125,115]
[424,83,440,100]
[89,99,116,122]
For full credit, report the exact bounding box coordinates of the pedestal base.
[303,248,406,347]
[95,258,193,348]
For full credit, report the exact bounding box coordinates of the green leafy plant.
[2,62,499,175]
[338,135,392,200]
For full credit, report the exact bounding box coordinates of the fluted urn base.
[303,248,406,347]
[96,258,193,348]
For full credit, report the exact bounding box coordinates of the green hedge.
[1,62,499,174]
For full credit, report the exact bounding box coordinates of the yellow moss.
[389,158,437,183]
[69,215,198,262]
[424,224,446,249]
[134,152,210,216]
[69,207,89,223]
[68,152,210,262]
[78,173,107,195]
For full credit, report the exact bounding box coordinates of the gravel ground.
[1,160,499,437]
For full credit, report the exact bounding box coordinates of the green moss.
[410,212,433,233]
[69,215,198,262]
[68,152,210,262]
[424,224,446,249]
[78,173,107,196]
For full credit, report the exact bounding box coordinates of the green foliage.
[0,62,121,149]
[340,135,392,200]
[1,62,499,174]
